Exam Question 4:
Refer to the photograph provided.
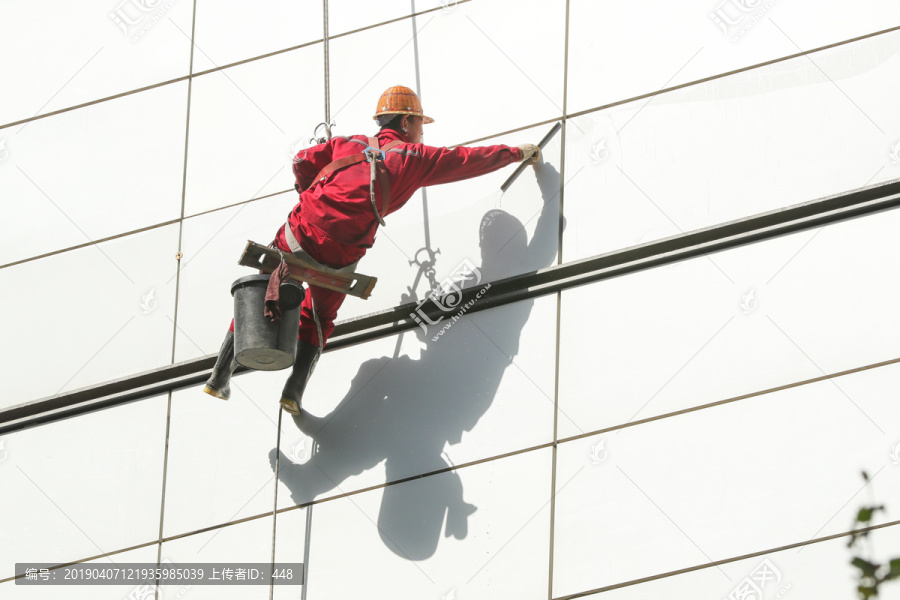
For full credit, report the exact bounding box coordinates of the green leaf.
[856,506,885,524]
[886,558,900,580]
[858,584,876,599]
[853,557,879,577]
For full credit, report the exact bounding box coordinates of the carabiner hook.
[312,121,336,144]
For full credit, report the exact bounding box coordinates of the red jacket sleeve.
[411,143,522,188]
[292,140,334,192]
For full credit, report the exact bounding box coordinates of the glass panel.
[329,0,564,146]
[328,0,415,36]
[159,516,274,600]
[183,44,325,216]
[566,0,900,115]
[0,224,179,409]
[301,448,551,598]
[326,19,420,140]
[172,193,294,364]
[552,363,900,597]
[0,0,193,126]
[330,1,565,145]
[275,295,556,507]
[192,0,322,72]
[558,206,900,439]
[0,82,188,266]
[569,524,900,600]
[272,507,310,600]
[163,374,281,537]
[416,0,566,146]
[563,28,900,263]
[0,396,168,580]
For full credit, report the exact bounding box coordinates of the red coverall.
[231,128,522,347]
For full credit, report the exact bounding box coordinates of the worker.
[203,85,540,414]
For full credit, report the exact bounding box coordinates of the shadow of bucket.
[231,274,305,371]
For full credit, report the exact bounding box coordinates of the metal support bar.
[329,177,900,348]
[239,241,378,299]
[3,177,899,435]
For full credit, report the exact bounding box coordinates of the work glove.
[517,144,540,163]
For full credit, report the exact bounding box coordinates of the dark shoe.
[203,331,239,400]
[280,340,320,414]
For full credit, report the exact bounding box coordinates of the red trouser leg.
[280,225,363,348]
[297,284,347,347]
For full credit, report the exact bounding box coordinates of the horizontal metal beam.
[3,177,899,435]
[326,176,900,348]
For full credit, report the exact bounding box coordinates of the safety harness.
[247,136,406,317]
[305,136,404,226]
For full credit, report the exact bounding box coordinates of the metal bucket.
[231,274,305,371]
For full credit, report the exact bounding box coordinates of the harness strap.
[365,137,386,226]
[372,138,402,225]
[306,153,367,190]
[305,135,403,226]
[306,137,403,191]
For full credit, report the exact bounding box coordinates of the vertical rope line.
[410,0,433,251]
[323,0,331,123]
[269,408,284,600]
[299,5,330,596]
[548,1,572,598]
[301,440,318,600]
[391,0,435,361]
[156,0,199,596]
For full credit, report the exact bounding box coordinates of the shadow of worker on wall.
[271,160,563,560]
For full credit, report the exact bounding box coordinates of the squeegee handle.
[500,121,562,192]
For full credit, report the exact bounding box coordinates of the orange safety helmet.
[373,85,434,124]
